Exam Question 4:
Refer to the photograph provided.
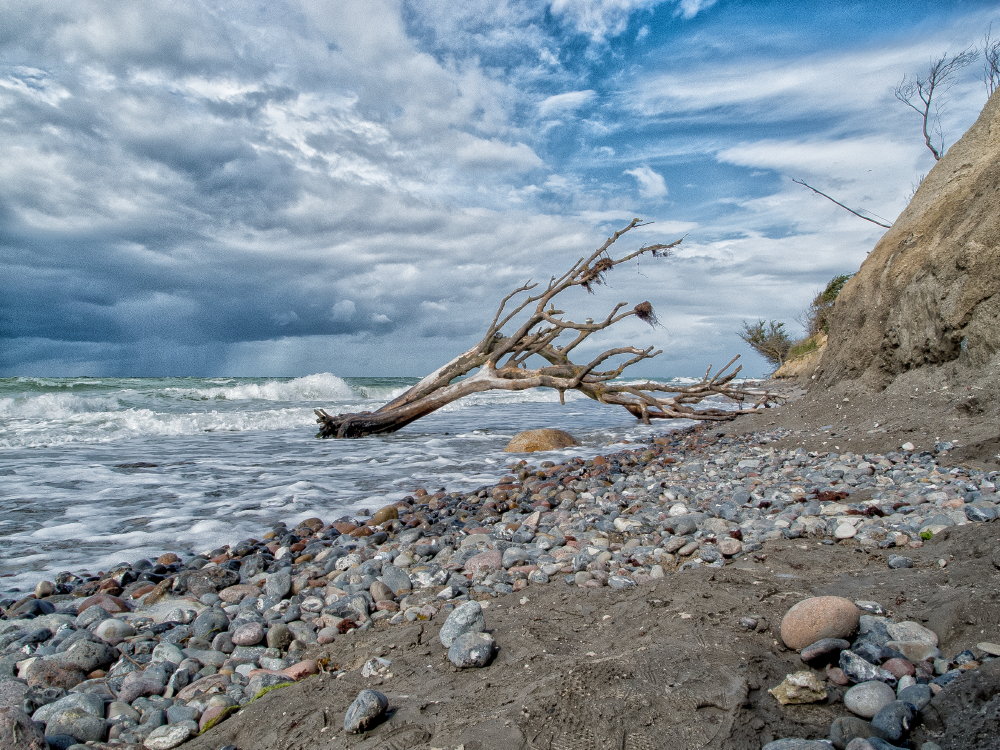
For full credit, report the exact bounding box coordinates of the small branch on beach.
[315,219,782,438]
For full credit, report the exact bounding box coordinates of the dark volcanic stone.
[828,715,877,750]
[870,700,915,743]
[343,689,388,733]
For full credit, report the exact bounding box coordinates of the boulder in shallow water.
[504,429,579,453]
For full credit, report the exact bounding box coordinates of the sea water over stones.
[1,425,999,744]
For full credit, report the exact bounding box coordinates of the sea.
[0,373,714,597]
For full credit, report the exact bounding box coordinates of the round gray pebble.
[844,680,897,719]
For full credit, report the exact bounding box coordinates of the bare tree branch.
[315,220,781,438]
[984,24,1000,96]
[792,179,892,228]
[894,47,978,160]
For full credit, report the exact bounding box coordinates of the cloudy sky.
[2,0,997,378]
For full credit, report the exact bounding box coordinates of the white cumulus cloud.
[624,165,668,198]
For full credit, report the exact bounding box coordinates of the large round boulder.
[504,429,579,453]
[780,596,861,650]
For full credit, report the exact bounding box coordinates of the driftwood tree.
[316,219,777,438]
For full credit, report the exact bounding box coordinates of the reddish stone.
[348,527,372,538]
[75,593,130,614]
[332,522,358,534]
[375,600,400,612]
[156,553,180,565]
[219,584,261,603]
[464,550,502,574]
[882,657,916,678]
[293,553,314,564]
[126,583,156,600]
[826,666,850,686]
[282,660,319,681]
[97,580,122,596]
[779,596,861,650]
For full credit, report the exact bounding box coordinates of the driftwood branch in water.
[316,219,781,438]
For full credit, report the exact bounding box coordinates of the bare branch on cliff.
[792,179,893,229]
[315,219,781,438]
[894,47,979,161]
[984,25,1000,96]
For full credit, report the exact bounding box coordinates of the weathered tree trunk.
[316,219,779,438]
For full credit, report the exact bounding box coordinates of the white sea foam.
[164,372,356,402]
[0,373,716,595]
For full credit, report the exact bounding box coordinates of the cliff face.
[816,89,1000,400]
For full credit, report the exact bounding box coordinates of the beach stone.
[886,621,937,647]
[464,551,502,575]
[31,692,103,724]
[829,716,878,750]
[44,706,106,742]
[717,537,743,556]
[143,721,194,749]
[75,594,129,615]
[118,670,168,703]
[448,631,495,669]
[439,601,487,648]
[176,567,239,596]
[0,706,47,749]
[380,564,412,595]
[22,659,86,690]
[265,622,293,651]
[870,700,915,743]
[800,638,851,664]
[192,608,229,639]
[844,680,897,718]
[840,650,897,685]
[150,642,185,665]
[780,596,861,650]
[0,679,28,709]
[886,555,913,569]
[92,618,136,645]
[896,683,932,710]
[218,584,259,603]
[370,504,398,525]
[370,580,394,603]
[768,671,827,705]
[881,658,915,679]
[885,640,939,663]
[504,429,578,453]
[265,571,292,599]
[231,622,265,647]
[343,689,389,733]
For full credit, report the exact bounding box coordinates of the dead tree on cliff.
[894,47,978,161]
[315,219,778,438]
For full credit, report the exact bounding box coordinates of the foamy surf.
[0,373,704,595]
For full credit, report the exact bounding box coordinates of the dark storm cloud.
[1,1,994,377]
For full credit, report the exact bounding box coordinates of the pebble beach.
[2,423,1000,749]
